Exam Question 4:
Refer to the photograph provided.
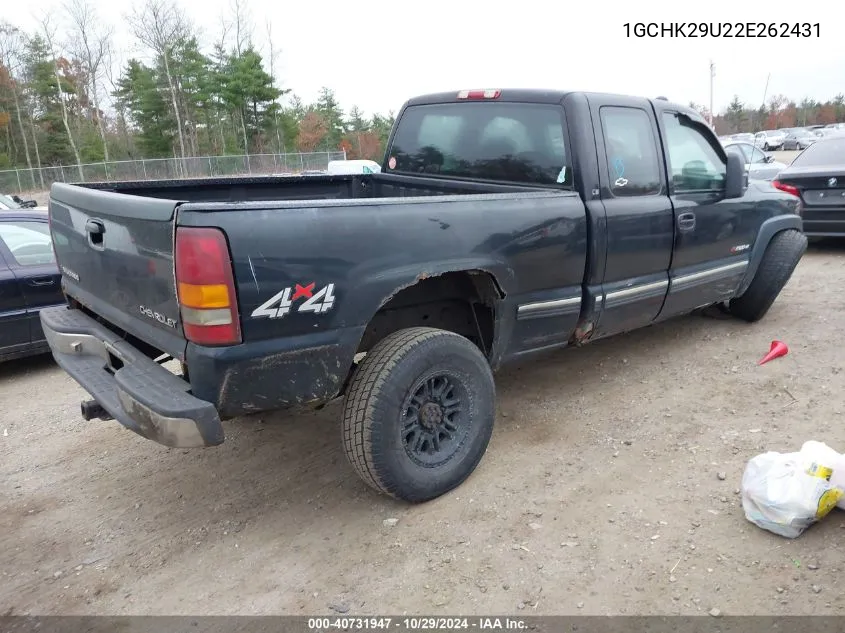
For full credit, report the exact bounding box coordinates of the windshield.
[386,102,571,186]
[0,194,23,210]
[790,138,845,167]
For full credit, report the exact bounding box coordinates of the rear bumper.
[40,305,223,448]
[802,207,845,237]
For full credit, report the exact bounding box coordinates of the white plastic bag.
[741,449,844,538]
[800,440,845,509]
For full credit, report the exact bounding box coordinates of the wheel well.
[355,271,503,359]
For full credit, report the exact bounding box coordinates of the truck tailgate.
[48,183,187,359]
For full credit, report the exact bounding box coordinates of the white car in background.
[0,193,47,211]
[753,130,786,151]
[327,159,382,175]
[723,141,788,181]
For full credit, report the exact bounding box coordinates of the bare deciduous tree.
[128,0,190,161]
[265,18,283,153]
[0,22,41,188]
[228,0,252,56]
[65,0,113,164]
[102,44,133,156]
[39,14,84,180]
[212,20,231,153]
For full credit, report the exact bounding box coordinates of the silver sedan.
[723,141,787,181]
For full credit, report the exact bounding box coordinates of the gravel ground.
[2,190,844,618]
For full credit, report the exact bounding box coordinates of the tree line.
[3,0,844,183]
[690,93,845,136]
[0,0,395,183]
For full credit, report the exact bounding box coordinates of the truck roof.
[403,88,700,119]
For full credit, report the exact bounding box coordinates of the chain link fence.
[0,151,348,194]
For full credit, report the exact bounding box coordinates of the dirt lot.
[2,221,845,618]
[770,150,800,165]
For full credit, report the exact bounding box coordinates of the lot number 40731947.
[251,282,336,319]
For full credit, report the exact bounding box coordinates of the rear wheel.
[729,229,807,322]
[341,327,496,503]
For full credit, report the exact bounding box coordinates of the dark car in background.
[773,136,845,237]
[0,209,63,362]
[779,127,818,150]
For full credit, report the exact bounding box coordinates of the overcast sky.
[14,0,844,117]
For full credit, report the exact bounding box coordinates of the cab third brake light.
[457,89,501,100]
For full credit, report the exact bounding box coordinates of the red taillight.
[457,89,501,100]
[175,227,241,346]
[773,180,800,197]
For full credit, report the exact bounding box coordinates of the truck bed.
[48,173,588,399]
[77,172,552,204]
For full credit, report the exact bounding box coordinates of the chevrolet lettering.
[139,305,177,329]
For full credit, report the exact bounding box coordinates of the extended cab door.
[585,95,674,338]
[653,105,756,319]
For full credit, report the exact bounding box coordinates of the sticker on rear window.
[613,158,628,188]
[557,167,567,184]
[388,156,397,170]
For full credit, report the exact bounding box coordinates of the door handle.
[86,218,106,249]
[85,219,105,234]
[677,212,696,231]
[28,276,55,287]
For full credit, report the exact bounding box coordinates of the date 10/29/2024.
[307,617,529,631]
[624,22,820,38]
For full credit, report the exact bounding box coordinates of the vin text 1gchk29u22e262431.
[624,22,820,38]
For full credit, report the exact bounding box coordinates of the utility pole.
[709,60,715,127]
[760,73,771,130]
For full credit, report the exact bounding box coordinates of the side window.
[0,221,56,267]
[662,113,727,193]
[750,147,767,163]
[727,144,752,163]
[599,106,661,197]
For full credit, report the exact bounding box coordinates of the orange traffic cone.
[758,340,788,365]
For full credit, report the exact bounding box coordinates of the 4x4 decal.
[251,282,336,319]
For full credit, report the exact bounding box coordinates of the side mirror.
[764,155,775,164]
[725,151,746,199]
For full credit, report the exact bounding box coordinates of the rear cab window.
[385,102,572,187]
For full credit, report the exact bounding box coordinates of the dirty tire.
[729,229,807,323]
[341,327,495,503]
